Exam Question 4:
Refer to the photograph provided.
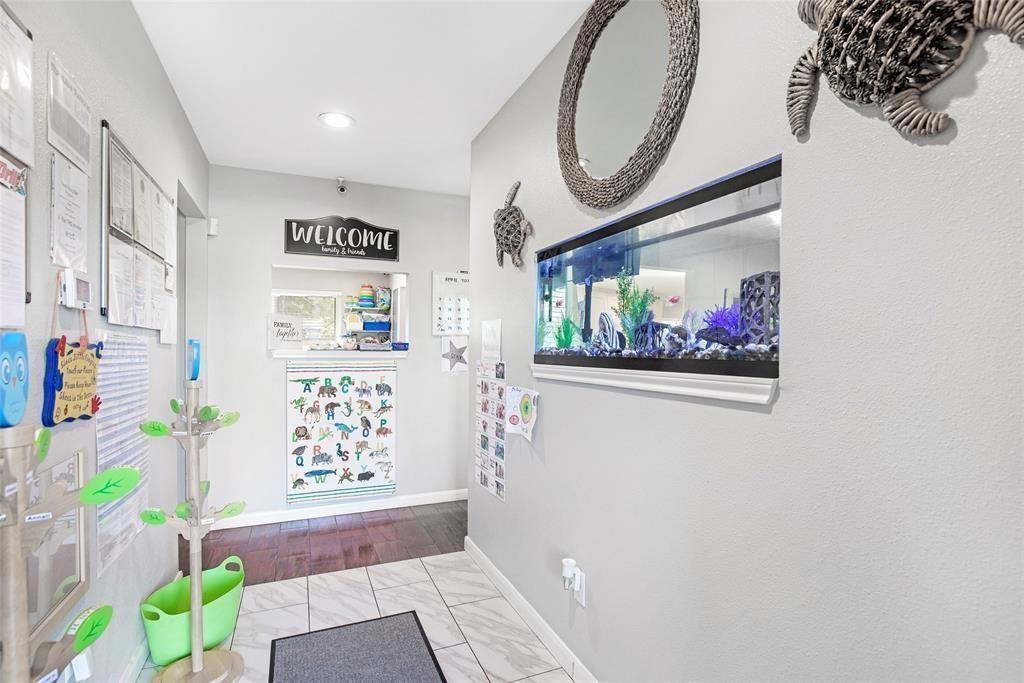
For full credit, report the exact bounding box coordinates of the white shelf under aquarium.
[530,363,778,405]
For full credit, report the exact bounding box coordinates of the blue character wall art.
[0,331,29,427]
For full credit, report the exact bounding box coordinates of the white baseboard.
[213,488,468,530]
[465,537,598,683]
[117,640,149,683]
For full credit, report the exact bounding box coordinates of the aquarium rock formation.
[740,270,780,345]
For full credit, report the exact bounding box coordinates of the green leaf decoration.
[80,468,141,506]
[70,605,113,653]
[140,508,167,525]
[35,428,52,463]
[170,398,182,414]
[199,405,220,421]
[140,421,171,437]
[200,480,211,496]
[220,501,245,518]
[175,501,191,519]
[220,411,240,428]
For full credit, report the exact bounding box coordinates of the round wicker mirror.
[557,0,699,209]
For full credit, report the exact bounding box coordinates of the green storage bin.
[140,556,245,666]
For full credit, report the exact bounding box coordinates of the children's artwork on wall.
[440,336,468,374]
[42,335,102,428]
[506,386,539,443]
[475,360,506,502]
[286,361,397,505]
[0,330,28,426]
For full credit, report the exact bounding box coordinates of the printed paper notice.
[165,263,175,293]
[95,333,149,576]
[159,295,177,345]
[161,189,176,265]
[106,233,134,326]
[50,152,88,271]
[47,53,91,174]
[108,144,133,235]
[481,320,502,362]
[132,165,152,248]
[151,191,168,258]
[0,7,33,166]
[432,271,470,336]
[0,155,26,328]
[147,255,165,330]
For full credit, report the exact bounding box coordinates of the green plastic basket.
[140,556,245,666]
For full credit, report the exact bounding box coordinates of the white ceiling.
[133,1,588,196]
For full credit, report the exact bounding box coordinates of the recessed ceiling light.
[319,112,355,129]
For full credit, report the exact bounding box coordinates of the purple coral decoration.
[702,303,744,336]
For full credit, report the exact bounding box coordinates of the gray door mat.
[269,611,446,682]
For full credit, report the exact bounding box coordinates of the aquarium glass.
[535,157,781,378]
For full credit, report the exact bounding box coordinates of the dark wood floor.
[179,501,468,586]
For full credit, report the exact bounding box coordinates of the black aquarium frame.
[534,156,781,380]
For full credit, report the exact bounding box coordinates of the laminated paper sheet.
[131,164,152,249]
[0,6,33,167]
[0,155,26,328]
[47,53,91,174]
[132,246,149,328]
[50,152,87,271]
[95,333,149,576]
[108,143,133,236]
[106,232,135,327]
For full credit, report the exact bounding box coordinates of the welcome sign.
[285,215,400,261]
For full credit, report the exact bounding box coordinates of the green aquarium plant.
[611,269,658,348]
[554,316,580,349]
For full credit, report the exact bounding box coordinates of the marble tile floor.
[138,550,571,683]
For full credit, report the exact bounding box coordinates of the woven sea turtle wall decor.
[787,0,1023,136]
[493,181,533,268]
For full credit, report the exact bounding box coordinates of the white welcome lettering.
[290,222,315,243]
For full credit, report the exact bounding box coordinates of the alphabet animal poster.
[286,361,397,505]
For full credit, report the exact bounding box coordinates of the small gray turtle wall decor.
[787,0,1023,137]
[493,181,533,268]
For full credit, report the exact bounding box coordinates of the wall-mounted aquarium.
[535,157,781,380]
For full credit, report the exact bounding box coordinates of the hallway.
[149,549,569,683]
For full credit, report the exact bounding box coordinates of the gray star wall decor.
[441,339,467,371]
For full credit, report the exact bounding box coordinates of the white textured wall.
[468,2,1022,680]
[206,166,470,521]
[8,1,209,679]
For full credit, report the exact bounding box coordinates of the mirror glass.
[575,0,669,179]
[26,454,83,630]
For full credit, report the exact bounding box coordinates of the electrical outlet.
[574,569,586,607]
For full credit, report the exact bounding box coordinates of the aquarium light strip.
[536,155,782,262]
